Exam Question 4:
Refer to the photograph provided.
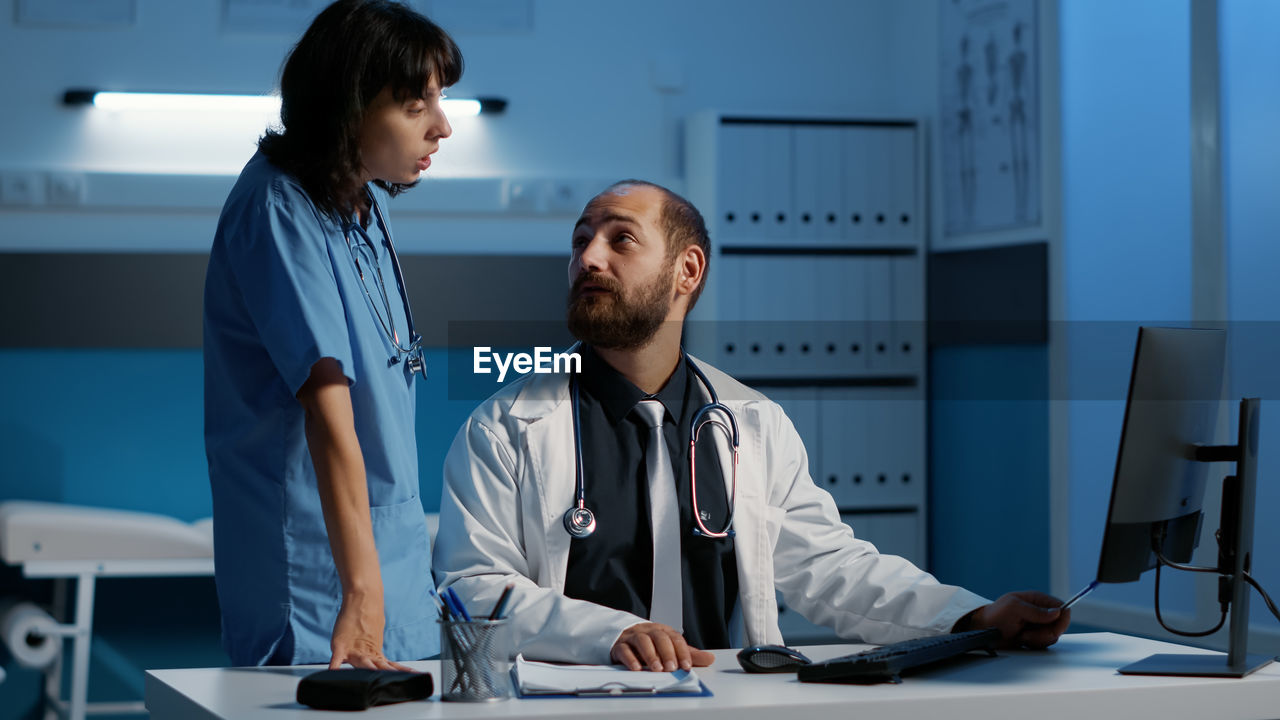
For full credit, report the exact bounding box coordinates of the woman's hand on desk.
[328,590,416,672]
[961,590,1071,649]
[611,622,716,672]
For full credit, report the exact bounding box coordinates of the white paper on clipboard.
[513,654,703,696]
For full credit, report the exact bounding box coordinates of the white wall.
[0,0,938,254]
[1222,0,1280,632]
[1061,0,1194,620]
[1061,0,1280,653]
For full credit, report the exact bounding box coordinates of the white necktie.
[634,399,683,631]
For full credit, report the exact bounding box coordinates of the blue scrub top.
[204,151,437,666]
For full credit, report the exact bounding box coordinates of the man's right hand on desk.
[611,622,716,672]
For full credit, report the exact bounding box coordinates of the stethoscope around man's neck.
[563,352,740,540]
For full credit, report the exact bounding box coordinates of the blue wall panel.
[929,345,1049,600]
[0,348,484,514]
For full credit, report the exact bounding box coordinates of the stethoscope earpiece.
[563,505,597,538]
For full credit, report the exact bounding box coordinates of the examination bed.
[0,501,215,720]
[0,501,441,720]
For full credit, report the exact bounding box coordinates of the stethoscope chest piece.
[406,352,426,379]
[563,505,597,538]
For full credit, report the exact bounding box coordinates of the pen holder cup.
[439,618,512,702]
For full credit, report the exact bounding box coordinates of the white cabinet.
[686,113,928,644]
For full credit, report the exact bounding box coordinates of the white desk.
[145,633,1280,720]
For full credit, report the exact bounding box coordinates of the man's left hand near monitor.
[432,180,1070,671]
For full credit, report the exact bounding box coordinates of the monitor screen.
[1096,327,1227,584]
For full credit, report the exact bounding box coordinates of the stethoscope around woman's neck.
[344,190,426,378]
[562,352,740,540]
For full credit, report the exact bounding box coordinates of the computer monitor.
[1096,326,1272,677]
[1097,327,1226,583]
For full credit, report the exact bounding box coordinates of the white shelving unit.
[685,112,928,643]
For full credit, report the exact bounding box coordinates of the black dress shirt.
[563,345,739,649]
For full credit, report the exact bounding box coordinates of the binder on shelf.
[717,124,764,245]
[820,388,871,508]
[778,256,819,376]
[891,256,925,374]
[741,257,780,376]
[892,392,927,508]
[826,258,869,376]
[792,126,844,245]
[841,127,872,245]
[715,254,747,374]
[861,387,897,505]
[887,127,918,245]
[858,387,927,509]
[763,124,795,244]
[864,258,895,373]
[863,127,895,245]
[770,387,821,470]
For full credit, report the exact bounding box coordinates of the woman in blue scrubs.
[203,0,460,668]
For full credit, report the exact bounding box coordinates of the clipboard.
[512,655,713,699]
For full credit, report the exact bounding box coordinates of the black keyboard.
[796,627,1002,684]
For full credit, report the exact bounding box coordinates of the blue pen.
[428,587,450,619]
[1060,580,1098,611]
[439,591,462,620]
[445,587,473,621]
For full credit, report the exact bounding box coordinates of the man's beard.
[566,268,673,350]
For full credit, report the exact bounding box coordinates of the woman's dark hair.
[259,0,463,219]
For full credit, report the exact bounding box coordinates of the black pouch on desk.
[296,669,434,711]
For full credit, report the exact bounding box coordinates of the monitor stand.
[1120,398,1275,678]
[1119,652,1273,678]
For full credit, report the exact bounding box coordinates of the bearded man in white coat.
[433,180,1070,672]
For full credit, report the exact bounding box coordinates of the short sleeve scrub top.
[203,151,436,665]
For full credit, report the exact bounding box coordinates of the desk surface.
[145,633,1280,720]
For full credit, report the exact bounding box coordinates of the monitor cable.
[1151,531,1280,637]
[1241,571,1280,623]
[1151,559,1227,637]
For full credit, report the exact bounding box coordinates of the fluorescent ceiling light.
[63,89,506,116]
[445,99,482,117]
[94,92,277,112]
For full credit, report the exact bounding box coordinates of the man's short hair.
[601,179,712,311]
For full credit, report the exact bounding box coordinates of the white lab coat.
[433,356,989,664]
